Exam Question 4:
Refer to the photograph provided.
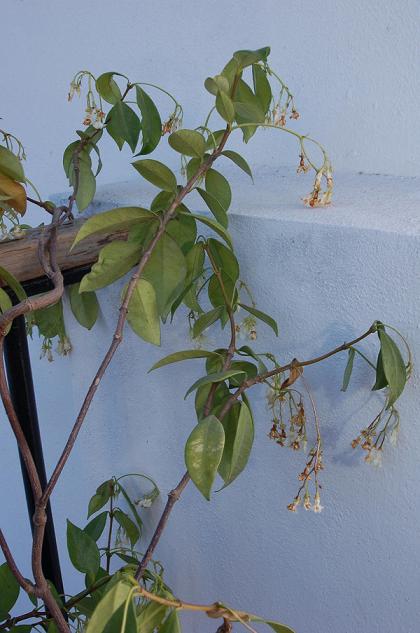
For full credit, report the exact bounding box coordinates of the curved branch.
[41,124,233,507]
[0,529,35,595]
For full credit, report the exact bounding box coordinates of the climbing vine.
[0,47,410,633]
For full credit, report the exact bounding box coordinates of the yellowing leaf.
[185,415,225,499]
[126,278,160,345]
[0,173,26,214]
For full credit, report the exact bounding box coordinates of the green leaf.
[79,239,141,292]
[0,266,27,304]
[220,57,241,89]
[266,621,295,633]
[185,415,225,499]
[207,238,239,283]
[237,345,268,373]
[234,100,265,123]
[159,610,182,633]
[205,169,231,211]
[137,600,168,633]
[238,303,278,336]
[85,578,132,633]
[142,232,186,316]
[204,75,230,95]
[67,520,100,575]
[107,102,140,152]
[216,90,235,123]
[63,141,86,179]
[68,283,99,330]
[168,129,205,158]
[96,72,123,104]
[181,212,233,249]
[72,207,156,248]
[113,510,140,547]
[218,401,254,488]
[165,213,197,255]
[185,157,202,181]
[102,599,137,633]
[34,299,65,340]
[221,150,253,180]
[341,348,356,392]
[0,145,25,182]
[0,288,12,334]
[76,162,96,211]
[252,64,272,114]
[184,369,246,399]
[196,188,228,227]
[208,271,237,308]
[0,563,20,614]
[149,349,221,372]
[234,79,265,142]
[133,159,177,192]
[233,47,271,69]
[204,129,226,151]
[135,86,162,155]
[372,350,388,391]
[88,480,114,517]
[117,482,144,535]
[126,278,160,345]
[227,360,258,386]
[379,329,406,407]
[84,511,108,542]
[150,190,176,213]
[192,306,223,339]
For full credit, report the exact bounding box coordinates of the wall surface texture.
[1,2,420,633]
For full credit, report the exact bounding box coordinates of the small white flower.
[389,425,399,447]
[365,447,382,467]
[137,497,153,508]
[266,387,276,407]
[313,492,323,513]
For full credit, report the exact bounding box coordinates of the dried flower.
[57,336,72,356]
[303,492,311,510]
[365,447,383,467]
[296,153,310,174]
[313,491,323,513]
[287,496,301,512]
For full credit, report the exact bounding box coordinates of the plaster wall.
[2,170,420,632]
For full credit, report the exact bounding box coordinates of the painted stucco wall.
[1,0,419,213]
[1,2,420,632]
[2,170,420,633]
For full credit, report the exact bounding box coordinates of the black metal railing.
[3,263,93,595]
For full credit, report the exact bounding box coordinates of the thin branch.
[136,583,252,622]
[41,122,232,507]
[218,323,377,420]
[0,529,35,594]
[134,471,190,580]
[135,324,377,580]
[27,197,53,214]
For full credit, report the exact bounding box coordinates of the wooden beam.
[0,219,128,285]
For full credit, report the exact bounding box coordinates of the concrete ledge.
[63,166,420,236]
[3,168,420,633]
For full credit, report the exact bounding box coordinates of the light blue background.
[1,2,420,632]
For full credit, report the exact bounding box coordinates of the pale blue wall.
[1,0,419,212]
[1,2,420,633]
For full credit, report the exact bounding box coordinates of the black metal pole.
[3,313,65,594]
[1,265,93,595]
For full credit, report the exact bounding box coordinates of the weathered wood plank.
[0,220,128,285]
